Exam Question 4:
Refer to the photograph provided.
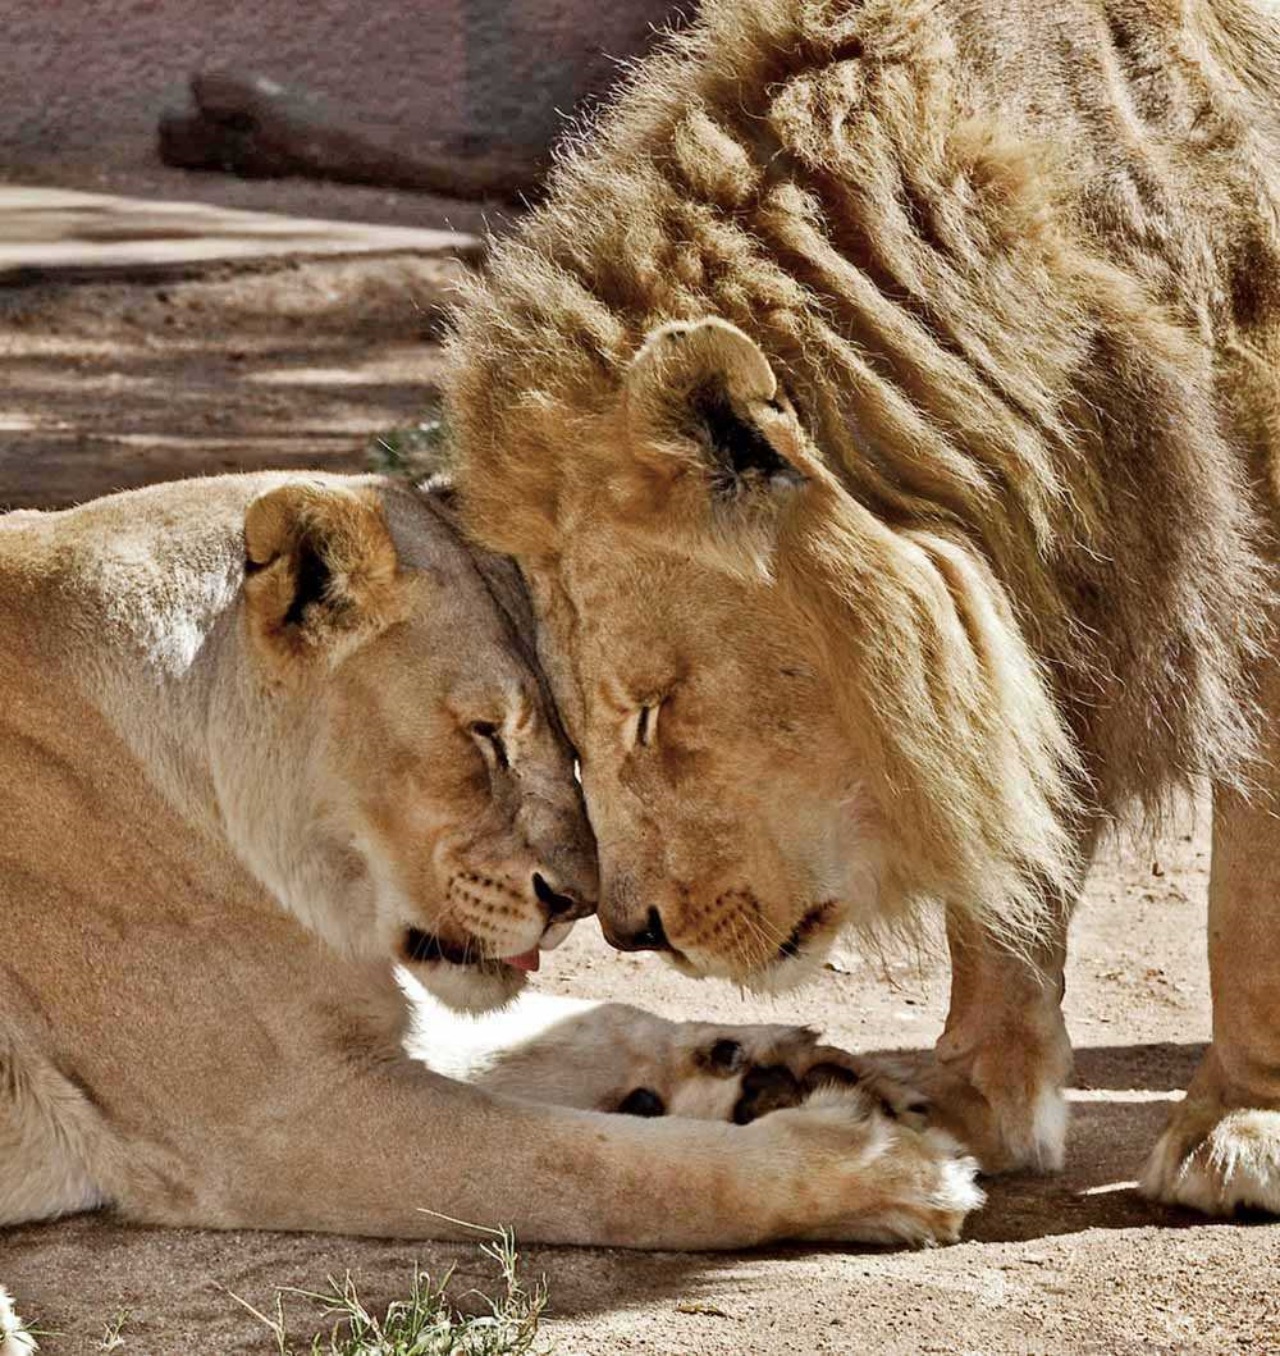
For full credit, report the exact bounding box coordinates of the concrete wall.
[1,1,683,172]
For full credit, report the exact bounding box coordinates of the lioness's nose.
[605,905,672,954]
[532,871,595,922]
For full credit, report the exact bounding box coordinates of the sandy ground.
[0,249,463,510]
[0,157,498,237]
[0,244,1277,1355]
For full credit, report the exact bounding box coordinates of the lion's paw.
[613,1021,937,1131]
[913,1063,1068,1175]
[917,1034,1071,1175]
[759,1086,984,1246]
[1141,1101,1280,1216]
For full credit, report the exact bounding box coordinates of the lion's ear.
[624,318,808,495]
[242,482,407,665]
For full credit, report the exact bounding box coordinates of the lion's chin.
[415,958,527,1014]
[666,902,843,992]
[661,946,827,994]
[741,949,828,995]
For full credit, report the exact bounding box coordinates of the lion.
[0,470,980,1271]
[443,0,1280,1214]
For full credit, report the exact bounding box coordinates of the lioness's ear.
[624,318,808,494]
[243,482,406,665]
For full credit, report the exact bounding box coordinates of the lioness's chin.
[416,959,528,1014]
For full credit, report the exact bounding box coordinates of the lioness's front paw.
[756,1087,983,1246]
[1141,1100,1280,1216]
[613,1021,933,1130]
[800,1045,935,1130]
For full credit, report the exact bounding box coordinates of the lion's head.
[444,2,1265,989]
[214,478,597,1011]
[447,314,1077,990]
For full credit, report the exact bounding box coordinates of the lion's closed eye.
[625,687,679,751]
[627,702,661,750]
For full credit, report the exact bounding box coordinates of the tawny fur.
[447,0,1277,935]
[443,0,1280,1200]
[0,472,980,1250]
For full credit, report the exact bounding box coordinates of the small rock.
[675,1299,733,1319]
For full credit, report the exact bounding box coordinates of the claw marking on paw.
[800,1061,861,1097]
[616,1087,666,1117]
[700,1038,747,1075]
[732,1064,803,1124]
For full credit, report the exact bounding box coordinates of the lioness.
[445,0,1280,1212]
[0,472,978,1261]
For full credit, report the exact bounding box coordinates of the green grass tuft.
[367,411,451,484]
[230,1225,550,1356]
[99,1308,130,1351]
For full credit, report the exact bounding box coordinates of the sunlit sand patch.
[1066,1089,1185,1103]
[1077,1180,1141,1196]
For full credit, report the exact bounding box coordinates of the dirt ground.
[1,247,1277,1355]
[0,249,463,508]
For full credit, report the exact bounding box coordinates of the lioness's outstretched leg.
[926,904,1075,1174]
[1142,660,1280,1212]
[107,1050,978,1249]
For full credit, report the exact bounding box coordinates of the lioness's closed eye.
[0,472,977,1252]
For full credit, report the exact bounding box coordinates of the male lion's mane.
[446,0,1279,935]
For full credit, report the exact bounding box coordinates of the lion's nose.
[605,905,672,954]
[532,871,595,922]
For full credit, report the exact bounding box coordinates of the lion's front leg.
[1141,773,1280,1215]
[923,905,1075,1174]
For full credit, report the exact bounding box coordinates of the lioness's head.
[448,315,1076,990]
[217,478,597,1011]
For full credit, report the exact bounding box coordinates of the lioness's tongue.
[505,949,541,973]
